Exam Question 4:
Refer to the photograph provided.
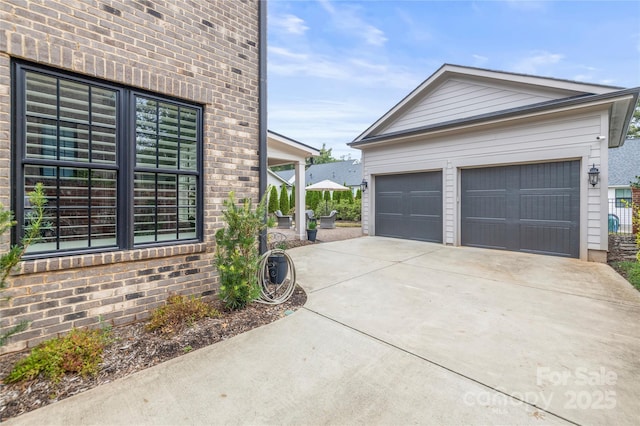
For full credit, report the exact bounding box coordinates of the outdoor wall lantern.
[360,178,368,193]
[588,164,600,187]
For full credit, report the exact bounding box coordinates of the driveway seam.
[302,306,581,426]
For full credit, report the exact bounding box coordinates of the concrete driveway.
[6,237,640,425]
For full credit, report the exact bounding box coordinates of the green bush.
[335,200,361,221]
[290,185,295,208]
[215,192,271,310]
[268,185,279,214]
[5,327,112,383]
[279,185,290,214]
[1,183,48,347]
[146,294,220,335]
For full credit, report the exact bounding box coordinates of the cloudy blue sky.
[267,0,640,160]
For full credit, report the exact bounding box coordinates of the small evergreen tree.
[324,190,331,203]
[268,185,279,214]
[1,183,48,347]
[214,192,271,310]
[279,185,290,214]
[356,189,362,200]
[290,185,295,209]
[334,190,342,203]
[344,188,354,204]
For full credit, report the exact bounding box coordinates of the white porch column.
[294,160,306,240]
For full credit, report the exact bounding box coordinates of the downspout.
[258,0,268,254]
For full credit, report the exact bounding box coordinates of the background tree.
[356,189,362,200]
[289,184,295,208]
[343,188,354,204]
[268,185,279,214]
[323,190,331,203]
[307,143,337,165]
[279,185,290,214]
[627,99,640,139]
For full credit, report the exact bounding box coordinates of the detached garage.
[350,64,639,261]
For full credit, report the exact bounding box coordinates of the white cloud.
[396,8,432,43]
[269,46,421,90]
[270,14,309,35]
[472,54,489,66]
[269,46,309,60]
[317,0,387,47]
[363,25,387,46]
[511,51,564,74]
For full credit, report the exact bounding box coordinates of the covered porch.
[267,131,319,240]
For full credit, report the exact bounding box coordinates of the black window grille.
[14,62,202,257]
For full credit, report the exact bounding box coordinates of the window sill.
[12,243,209,276]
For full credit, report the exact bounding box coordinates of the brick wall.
[632,188,640,235]
[0,0,261,353]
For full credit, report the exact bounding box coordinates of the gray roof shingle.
[609,138,640,186]
[274,160,363,188]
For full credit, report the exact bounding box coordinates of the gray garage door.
[461,161,580,258]
[375,172,442,243]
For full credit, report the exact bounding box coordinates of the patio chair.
[319,210,338,229]
[274,210,292,229]
[608,213,619,233]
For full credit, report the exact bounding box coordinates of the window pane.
[134,172,157,243]
[178,175,197,239]
[91,170,118,247]
[25,72,57,119]
[156,174,177,241]
[158,102,179,169]
[59,122,90,162]
[180,107,198,170]
[91,125,117,164]
[136,98,157,167]
[23,166,117,253]
[91,87,117,128]
[25,116,57,160]
[59,80,89,123]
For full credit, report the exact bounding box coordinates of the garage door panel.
[461,161,579,258]
[519,224,574,256]
[375,172,442,243]
[519,194,573,221]
[410,191,441,216]
[463,194,506,218]
[463,220,507,250]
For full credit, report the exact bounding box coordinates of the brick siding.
[0,0,260,353]
[632,188,640,235]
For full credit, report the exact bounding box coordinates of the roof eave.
[349,88,640,149]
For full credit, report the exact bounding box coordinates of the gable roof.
[609,138,640,186]
[273,160,363,188]
[350,64,639,149]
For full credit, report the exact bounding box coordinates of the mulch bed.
[0,286,307,421]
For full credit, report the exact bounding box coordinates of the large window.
[14,63,202,257]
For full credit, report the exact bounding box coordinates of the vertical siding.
[361,110,607,257]
[380,79,572,135]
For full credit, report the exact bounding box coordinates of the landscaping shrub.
[268,185,279,214]
[146,294,220,335]
[279,185,290,214]
[215,192,271,310]
[335,200,361,221]
[290,184,295,208]
[5,326,112,383]
[0,183,48,347]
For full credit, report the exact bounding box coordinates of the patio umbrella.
[306,179,350,215]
